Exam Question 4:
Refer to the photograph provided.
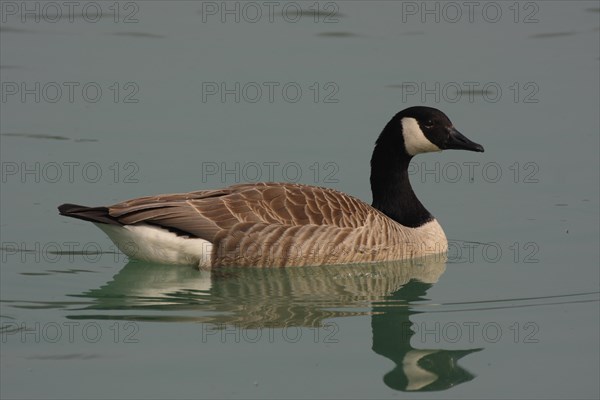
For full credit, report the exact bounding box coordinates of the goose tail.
[58,203,121,226]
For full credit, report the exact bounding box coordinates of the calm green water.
[1,1,599,398]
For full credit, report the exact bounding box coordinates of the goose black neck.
[370,134,433,228]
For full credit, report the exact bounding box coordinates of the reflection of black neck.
[371,280,479,392]
[370,128,433,228]
[371,280,432,356]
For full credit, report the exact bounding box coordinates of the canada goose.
[59,106,484,268]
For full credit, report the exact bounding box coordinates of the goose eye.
[423,121,434,129]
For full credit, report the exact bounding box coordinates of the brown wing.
[105,183,377,242]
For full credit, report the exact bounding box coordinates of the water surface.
[1,1,599,398]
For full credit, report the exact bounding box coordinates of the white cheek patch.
[401,117,441,156]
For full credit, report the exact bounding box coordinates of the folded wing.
[63,183,377,243]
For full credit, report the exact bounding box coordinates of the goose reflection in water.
[70,255,480,392]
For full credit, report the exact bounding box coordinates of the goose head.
[370,106,484,227]
[375,106,484,157]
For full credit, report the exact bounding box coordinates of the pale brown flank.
[105,182,447,267]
